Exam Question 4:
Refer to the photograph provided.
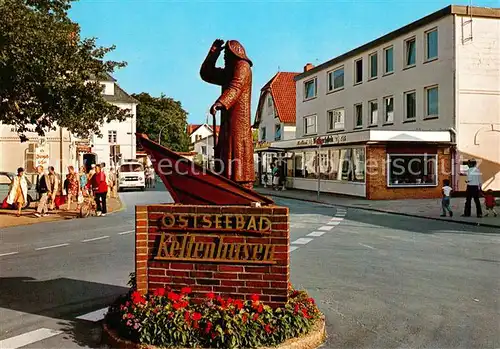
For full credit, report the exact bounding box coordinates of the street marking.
[0,252,18,257]
[81,236,109,243]
[359,243,375,250]
[307,231,326,237]
[336,213,346,217]
[0,328,63,349]
[292,238,314,245]
[76,307,108,322]
[318,225,334,231]
[289,246,299,253]
[327,221,341,226]
[35,243,69,251]
[118,230,134,235]
[330,217,344,221]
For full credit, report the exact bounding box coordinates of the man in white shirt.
[463,159,483,217]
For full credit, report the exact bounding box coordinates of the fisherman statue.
[200,39,255,190]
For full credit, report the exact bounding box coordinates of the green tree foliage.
[252,129,259,142]
[133,93,190,152]
[0,0,129,140]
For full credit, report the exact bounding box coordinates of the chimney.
[304,63,314,72]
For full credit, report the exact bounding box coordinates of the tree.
[133,93,190,152]
[0,0,129,140]
[252,129,259,142]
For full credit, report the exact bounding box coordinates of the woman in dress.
[7,167,28,217]
[65,166,79,211]
[79,166,88,194]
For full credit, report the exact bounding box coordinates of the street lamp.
[158,125,168,145]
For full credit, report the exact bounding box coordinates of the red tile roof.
[255,72,298,126]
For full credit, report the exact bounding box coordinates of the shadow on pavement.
[0,276,128,347]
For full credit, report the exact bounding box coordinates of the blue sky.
[70,0,498,125]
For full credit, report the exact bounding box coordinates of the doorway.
[83,153,97,173]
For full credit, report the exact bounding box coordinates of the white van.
[117,161,145,192]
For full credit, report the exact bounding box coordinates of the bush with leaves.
[105,283,321,349]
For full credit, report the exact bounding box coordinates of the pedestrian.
[79,166,88,194]
[34,165,51,217]
[88,164,96,181]
[107,167,117,198]
[65,166,79,211]
[440,179,453,217]
[47,166,59,210]
[145,167,150,189]
[272,164,279,190]
[483,189,498,217]
[7,167,28,217]
[88,164,108,216]
[462,159,483,218]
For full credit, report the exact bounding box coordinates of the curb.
[258,191,500,229]
[102,317,326,349]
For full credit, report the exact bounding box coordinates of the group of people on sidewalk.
[441,160,497,218]
[4,162,117,218]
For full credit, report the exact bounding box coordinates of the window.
[304,115,317,135]
[405,37,416,67]
[304,79,317,100]
[120,164,143,172]
[369,100,378,125]
[354,59,363,84]
[384,96,394,123]
[267,95,272,108]
[294,153,303,178]
[201,146,207,155]
[426,28,438,60]
[425,86,439,117]
[387,154,438,187]
[304,151,316,178]
[327,108,345,131]
[260,127,266,141]
[274,124,282,141]
[404,91,416,120]
[384,46,394,74]
[354,104,363,128]
[108,130,117,143]
[369,52,378,79]
[328,67,344,91]
[100,84,106,94]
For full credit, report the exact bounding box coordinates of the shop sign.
[296,134,348,147]
[35,142,50,168]
[255,141,272,149]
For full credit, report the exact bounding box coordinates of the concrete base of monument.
[102,317,326,349]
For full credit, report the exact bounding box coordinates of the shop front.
[269,130,453,200]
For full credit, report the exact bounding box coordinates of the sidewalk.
[256,187,500,228]
[0,196,123,229]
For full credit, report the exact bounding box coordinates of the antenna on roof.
[277,65,280,72]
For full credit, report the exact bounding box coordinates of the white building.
[266,5,500,199]
[187,123,219,145]
[253,72,299,185]
[0,74,138,179]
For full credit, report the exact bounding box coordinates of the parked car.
[0,171,38,209]
[117,161,145,192]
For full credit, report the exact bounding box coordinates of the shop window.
[304,151,317,179]
[387,154,438,187]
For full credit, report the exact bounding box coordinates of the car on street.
[0,171,39,208]
[117,161,145,192]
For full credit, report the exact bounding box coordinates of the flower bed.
[105,283,323,349]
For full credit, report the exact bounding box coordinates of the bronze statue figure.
[200,39,255,189]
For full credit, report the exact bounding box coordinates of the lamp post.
[316,137,324,201]
[158,125,168,145]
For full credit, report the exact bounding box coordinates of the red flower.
[242,313,248,323]
[216,295,224,304]
[153,288,166,297]
[301,308,310,319]
[251,294,260,302]
[257,304,263,313]
[205,321,212,334]
[211,332,217,339]
[168,292,180,302]
[131,291,145,304]
[126,313,134,319]
[252,313,259,321]
[207,292,215,300]
[264,324,272,334]
[234,299,244,310]
[191,312,202,321]
[181,287,192,295]
[184,311,191,322]
[294,304,300,314]
[307,297,315,304]
[227,297,233,305]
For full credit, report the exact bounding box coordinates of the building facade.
[0,74,138,180]
[269,5,499,199]
[253,72,299,185]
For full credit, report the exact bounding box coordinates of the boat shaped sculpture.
[136,133,274,206]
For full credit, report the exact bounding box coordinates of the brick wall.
[366,144,452,200]
[135,205,290,308]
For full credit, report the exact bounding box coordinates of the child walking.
[441,179,453,217]
[483,189,497,217]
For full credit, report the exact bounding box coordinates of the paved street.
[1,189,499,348]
